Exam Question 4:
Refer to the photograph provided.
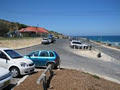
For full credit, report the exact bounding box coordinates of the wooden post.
[43,74,47,90]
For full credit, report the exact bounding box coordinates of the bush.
[93,75,100,79]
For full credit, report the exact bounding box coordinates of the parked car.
[0,67,12,90]
[70,40,88,48]
[69,37,79,41]
[24,50,60,69]
[47,37,52,43]
[47,37,55,43]
[42,38,50,44]
[0,48,35,78]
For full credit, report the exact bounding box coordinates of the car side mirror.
[27,55,31,57]
[2,56,9,61]
[4,58,10,63]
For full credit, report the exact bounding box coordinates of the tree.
[18,24,27,30]
[0,22,9,36]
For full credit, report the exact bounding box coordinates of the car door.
[0,51,10,69]
[29,51,40,66]
[37,51,49,66]
[48,51,55,61]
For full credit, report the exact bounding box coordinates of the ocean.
[80,36,120,42]
[77,36,120,46]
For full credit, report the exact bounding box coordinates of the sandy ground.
[14,69,120,90]
[0,38,42,49]
[72,49,113,62]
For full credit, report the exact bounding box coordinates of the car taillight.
[55,58,58,62]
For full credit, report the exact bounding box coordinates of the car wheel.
[73,45,76,49]
[10,67,20,78]
[47,63,55,69]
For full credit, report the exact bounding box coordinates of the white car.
[0,48,35,78]
[70,40,88,48]
[47,37,52,43]
[42,38,49,44]
[0,67,12,90]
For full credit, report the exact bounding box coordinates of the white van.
[0,67,12,90]
[0,48,35,78]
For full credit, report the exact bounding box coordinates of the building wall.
[20,32,48,37]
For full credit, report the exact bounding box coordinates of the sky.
[0,0,120,36]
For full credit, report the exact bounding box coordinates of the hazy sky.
[0,0,120,36]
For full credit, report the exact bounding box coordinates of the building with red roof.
[19,26,49,37]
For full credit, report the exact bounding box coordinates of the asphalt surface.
[15,39,120,84]
[92,43,120,63]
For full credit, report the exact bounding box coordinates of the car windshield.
[73,42,81,44]
[4,50,22,59]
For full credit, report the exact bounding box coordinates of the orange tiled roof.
[19,26,48,33]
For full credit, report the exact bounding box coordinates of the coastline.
[91,40,120,52]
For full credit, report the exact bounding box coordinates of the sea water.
[78,36,120,46]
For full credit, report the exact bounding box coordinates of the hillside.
[0,19,28,36]
[0,19,65,37]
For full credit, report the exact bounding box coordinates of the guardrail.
[36,65,53,90]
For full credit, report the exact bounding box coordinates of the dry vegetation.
[0,37,42,49]
[14,69,120,90]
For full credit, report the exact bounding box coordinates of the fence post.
[36,65,53,90]
[43,74,47,90]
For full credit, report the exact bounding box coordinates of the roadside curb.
[17,75,29,86]
[15,44,41,50]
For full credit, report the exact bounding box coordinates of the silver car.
[0,67,12,90]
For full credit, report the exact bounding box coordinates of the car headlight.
[21,62,28,67]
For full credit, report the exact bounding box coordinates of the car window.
[49,52,54,57]
[40,51,49,57]
[0,51,9,60]
[29,52,35,56]
[73,42,81,44]
[29,51,39,56]
[43,39,48,40]
[34,51,39,56]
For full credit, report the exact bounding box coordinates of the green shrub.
[93,75,100,79]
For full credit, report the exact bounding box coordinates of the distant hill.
[0,19,28,36]
[49,30,65,38]
[0,19,28,30]
[0,19,65,37]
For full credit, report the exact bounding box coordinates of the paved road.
[16,39,120,83]
[92,43,120,63]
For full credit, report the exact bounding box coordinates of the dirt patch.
[0,38,42,49]
[64,44,113,62]
[14,69,120,90]
[73,49,113,61]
